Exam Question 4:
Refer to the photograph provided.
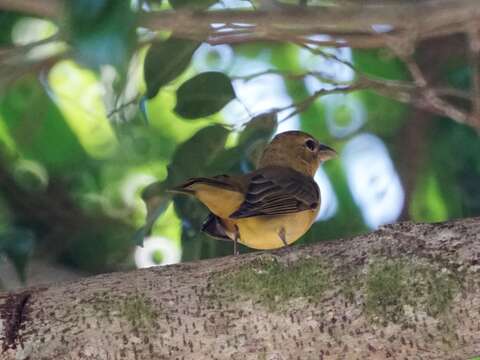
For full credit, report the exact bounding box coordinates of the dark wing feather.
[229,166,320,218]
[201,213,232,241]
[170,174,241,194]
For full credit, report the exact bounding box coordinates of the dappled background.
[1,0,480,289]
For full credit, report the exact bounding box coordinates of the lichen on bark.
[364,257,460,324]
[212,255,330,310]
[90,292,159,329]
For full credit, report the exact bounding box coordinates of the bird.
[170,130,336,255]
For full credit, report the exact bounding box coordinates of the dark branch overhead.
[142,0,480,48]
[2,0,479,48]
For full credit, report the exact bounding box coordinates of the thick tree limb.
[1,0,480,49]
[142,0,480,48]
[1,217,479,359]
[0,0,60,18]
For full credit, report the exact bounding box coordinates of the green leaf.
[0,228,35,282]
[206,112,278,174]
[207,147,244,174]
[238,112,277,147]
[0,13,21,45]
[169,0,217,10]
[144,38,199,99]
[68,0,137,71]
[0,77,88,170]
[134,180,172,246]
[167,124,230,185]
[174,72,236,119]
[238,112,277,167]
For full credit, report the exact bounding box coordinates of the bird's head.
[258,131,336,176]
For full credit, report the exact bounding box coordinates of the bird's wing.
[229,166,320,218]
[169,174,241,194]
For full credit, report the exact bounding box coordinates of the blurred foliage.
[0,228,34,282]
[144,38,199,99]
[68,0,136,72]
[174,72,236,119]
[169,0,217,10]
[0,1,479,286]
[0,12,19,45]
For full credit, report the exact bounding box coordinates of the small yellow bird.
[171,131,336,254]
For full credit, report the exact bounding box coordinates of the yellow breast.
[235,208,319,250]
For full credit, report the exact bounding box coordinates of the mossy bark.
[1,217,480,359]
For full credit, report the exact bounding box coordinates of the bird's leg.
[279,227,288,247]
[233,225,240,256]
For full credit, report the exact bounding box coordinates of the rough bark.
[141,0,480,47]
[1,217,480,360]
[2,0,480,48]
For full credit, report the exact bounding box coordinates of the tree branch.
[139,0,480,48]
[1,0,480,49]
[0,0,61,18]
[2,0,480,130]
[1,217,480,359]
[235,64,474,126]
[468,25,480,128]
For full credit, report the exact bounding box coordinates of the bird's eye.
[304,139,316,151]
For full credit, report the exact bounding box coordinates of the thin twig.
[387,40,471,126]
[0,34,60,61]
[232,69,343,85]
[0,0,61,18]
[235,60,474,126]
[277,83,367,123]
[468,24,480,129]
[107,96,140,119]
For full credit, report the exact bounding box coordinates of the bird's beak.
[318,144,337,162]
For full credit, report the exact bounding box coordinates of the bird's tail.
[201,213,232,241]
[167,185,195,195]
[168,176,235,195]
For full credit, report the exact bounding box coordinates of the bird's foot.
[233,226,240,256]
[279,227,288,248]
